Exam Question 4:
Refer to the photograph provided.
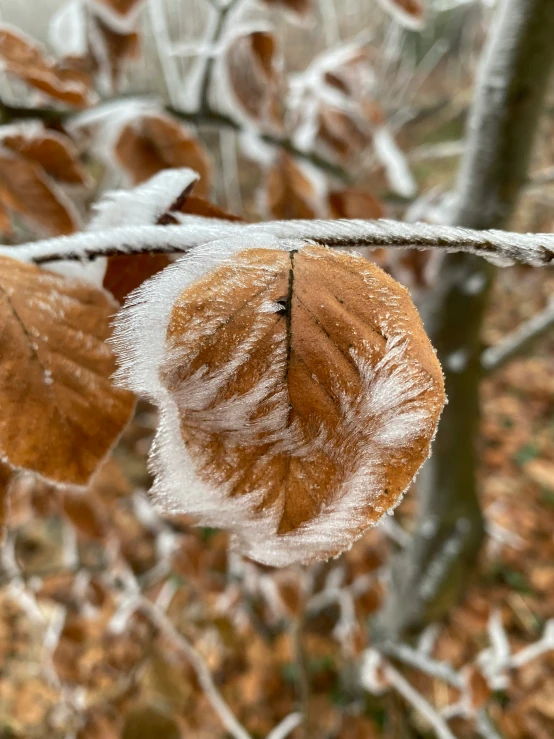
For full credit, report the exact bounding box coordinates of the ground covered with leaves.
[0,262,553,739]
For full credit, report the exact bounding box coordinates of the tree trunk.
[374,0,554,639]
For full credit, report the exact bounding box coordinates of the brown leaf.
[0,25,92,107]
[317,107,372,160]
[266,152,320,219]
[0,256,135,485]
[104,253,172,304]
[466,665,492,710]
[89,16,140,91]
[1,126,89,186]
[328,189,385,220]
[226,31,282,124]
[178,195,244,222]
[0,149,80,235]
[114,114,211,194]
[156,245,445,565]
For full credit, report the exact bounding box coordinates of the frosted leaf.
[0,148,81,237]
[208,24,284,131]
[113,237,445,566]
[0,255,135,485]
[0,23,94,108]
[376,0,426,30]
[0,121,90,187]
[89,168,199,230]
[265,152,327,220]
[87,0,145,35]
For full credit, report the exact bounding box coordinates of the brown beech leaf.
[104,253,173,304]
[376,0,426,30]
[114,114,211,195]
[317,107,372,160]
[0,150,80,235]
[328,189,385,220]
[465,665,492,710]
[226,31,282,124]
[266,152,321,220]
[0,256,135,485]
[177,195,244,222]
[114,242,445,566]
[1,126,89,186]
[89,15,141,91]
[0,25,92,107]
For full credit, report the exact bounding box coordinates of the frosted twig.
[5,218,554,267]
[138,596,253,739]
[148,0,182,108]
[508,619,554,669]
[482,299,554,373]
[265,713,303,739]
[380,662,457,739]
[380,642,462,688]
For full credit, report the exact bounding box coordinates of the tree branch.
[482,299,554,373]
[4,218,554,266]
[0,98,351,183]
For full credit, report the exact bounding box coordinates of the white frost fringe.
[112,235,440,566]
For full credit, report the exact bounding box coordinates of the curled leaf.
[113,239,445,566]
[0,123,89,186]
[0,24,93,107]
[0,149,81,236]
[266,152,324,220]
[114,114,212,195]
[225,30,282,126]
[0,256,135,485]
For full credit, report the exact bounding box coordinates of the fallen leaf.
[0,149,80,235]
[114,114,211,194]
[266,152,321,219]
[1,125,89,186]
[525,459,554,492]
[122,706,181,739]
[465,664,492,710]
[0,256,135,485]
[0,24,92,107]
[114,243,445,566]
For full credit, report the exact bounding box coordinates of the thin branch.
[4,218,554,266]
[138,596,253,739]
[0,98,350,182]
[482,299,554,373]
[380,642,462,688]
[381,662,457,739]
[265,713,303,739]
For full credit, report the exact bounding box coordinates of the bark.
[374,0,554,639]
